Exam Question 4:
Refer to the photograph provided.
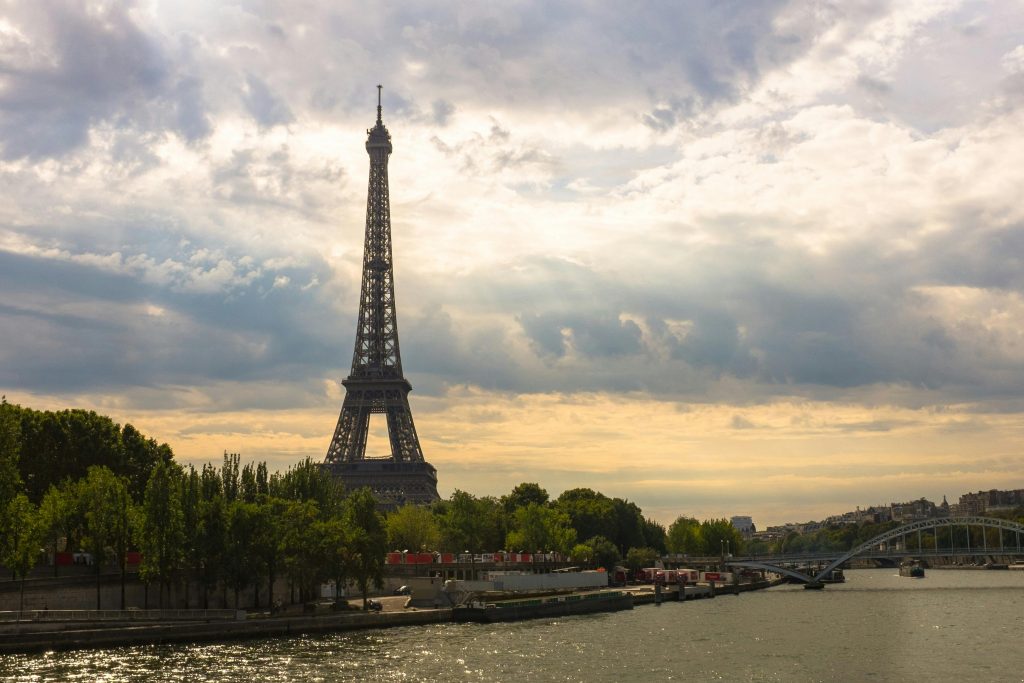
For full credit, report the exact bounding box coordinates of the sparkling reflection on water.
[5,569,1024,682]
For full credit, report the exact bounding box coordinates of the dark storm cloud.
[0,241,348,395]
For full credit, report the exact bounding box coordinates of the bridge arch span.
[811,516,1024,582]
[727,516,1024,585]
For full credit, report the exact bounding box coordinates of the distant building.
[730,516,755,537]
[889,498,939,522]
[958,489,1024,516]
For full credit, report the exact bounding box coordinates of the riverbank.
[0,580,779,655]
[0,607,452,654]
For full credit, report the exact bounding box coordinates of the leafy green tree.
[571,543,593,566]
[346,488,387,610]
[584,535,621,570]
[699,518,743,556]
[221,452,241,503]
[37,481,79,577]
[79,466,133,609]
[439,490,489,552]
[196,494,226,608]
[666,516,702,556]
[254,497,287,610]
[225,500,262,607]
[641,517,667,553]
[269,457,340,507]
[555,488,617,546]
[281,498,322,603]
[0,397,22,511]
[139,461,185,608]
[1,494,42,613]
[505,503,577,554]
[501,482,549,513]
[18,409,121,502]
[611,499,647,554]
[317,514,353,606]
[180,467,202,606]
[386,503,441,551]
[624,546,659,572]
[200,462,223,500]
[120,424,172,501]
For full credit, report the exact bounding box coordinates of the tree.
[346,488,387,610]
[280,499,322,603]
[584,535,621,570]
[120,423,172,502]
[196,494,227,608]
[555,489,617,547]
[641,517,667,553]
[253,496,286,610]
[317,514,353,607]
[180,467,202,606]
[438,490,489,552]
[505,503,577,555]
[221,452,241,503]
[386,503,441,551]
[269,457,340,507]
[225,500,262,608]
[502,482,549,513]
[666,516,702,556]
[1,494,42,614]
[37,481,79,577]
[139,461,185,608]
[699,519,744,557]
[624,546,659,572]
[0,397,22,511]
[78,466,133,609]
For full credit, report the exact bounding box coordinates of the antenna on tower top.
[376,84,383,124]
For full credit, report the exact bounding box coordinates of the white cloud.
[2,0,1023,522]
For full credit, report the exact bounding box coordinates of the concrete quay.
[0,607,452,655]
[1,579,778,655]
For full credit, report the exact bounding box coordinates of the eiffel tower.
[323,86,440,507]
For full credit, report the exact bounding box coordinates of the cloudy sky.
[2,0,1023,526]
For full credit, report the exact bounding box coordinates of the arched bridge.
[727,516,1024,586]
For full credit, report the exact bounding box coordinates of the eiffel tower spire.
[323,86,439,506]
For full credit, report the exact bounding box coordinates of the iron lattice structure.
[323,87,439,507]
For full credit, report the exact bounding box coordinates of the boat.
[452,589,633,623]
[898,560,925,578]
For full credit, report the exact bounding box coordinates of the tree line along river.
[3,568,1023,682]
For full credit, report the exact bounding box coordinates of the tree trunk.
[19,576,26,616]
[96,560,102,610]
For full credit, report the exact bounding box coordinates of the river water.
[5,569,1024,682]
